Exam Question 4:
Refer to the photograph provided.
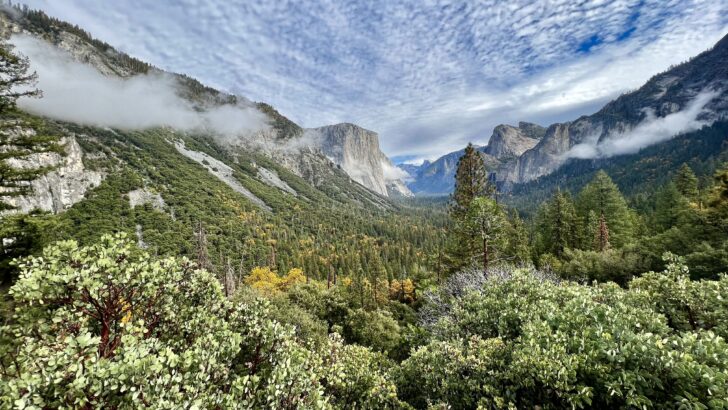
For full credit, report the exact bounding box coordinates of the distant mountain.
[500,32,728,187]
[404,122,545,195]
[313,123,412,197]
[0,7,411,201]
[403,33,728,196]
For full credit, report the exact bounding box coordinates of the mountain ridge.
[402,32,728,195]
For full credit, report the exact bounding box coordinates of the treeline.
[444,143,728,283]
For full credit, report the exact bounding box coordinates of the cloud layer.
[12,35,269,136]
[566,90,719,160]
[15,1,728,160]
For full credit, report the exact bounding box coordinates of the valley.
[1,3,727,409]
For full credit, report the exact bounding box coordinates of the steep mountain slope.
[500,33,728,186]
[313,123,413,197]
[404,33,728,196]
[0,6,410,199]
[0,6,441,281]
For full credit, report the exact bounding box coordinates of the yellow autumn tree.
[245,266,307,297]
[282,267,306,290]
[389,278,416,303]
[245,266,282,297]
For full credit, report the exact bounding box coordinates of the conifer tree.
[576,171,636,248]
[506,209,531,265]
[535,189,578,258]
[450,143,489,221]
[466,197,507,271]
[674,163,699,202]
[653,182,689,231]
[447,143,491,270]
[0,42,61,210]
[0,40,40,111]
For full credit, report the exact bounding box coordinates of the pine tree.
[506,209,531,265]
[536,189,578,258]
[450,143,489,221]
[674,163,699,202]
[466,197,507,271]
[0,40,41,111]
[447,143,491,271]
[653,182,689,232]
[576,171,636,248]
[0,42,61,210]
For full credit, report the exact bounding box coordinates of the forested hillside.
[1,3,727,410]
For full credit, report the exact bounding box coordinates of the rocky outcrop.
[484,122,544,160]
[2,136,104,214]
[405,121,545,195]
[407,33,728,193]
[128,188,166,210]
[313,123,413,197]
[173,140,271,211]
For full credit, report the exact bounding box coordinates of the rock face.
[406,33,728,194]
[405,122,545,195]
[2,136,105,214]
[313,123,413,197]
[173,140,272,211]
[484,122,544,160]
[499,34,728,185]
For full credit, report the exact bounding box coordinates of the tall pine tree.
[674,163,699,203]
[535,189,578,257]
[576,171,636,249]
[446,143,491,271]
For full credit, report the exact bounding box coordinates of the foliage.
[0,234,424,409]
[575,170,637,249]
[0,41,40,111]
[401,263,728,409]
[244,266,307,297]
[343,309,401,354]
[464,197,508,270]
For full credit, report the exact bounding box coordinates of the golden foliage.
[245,266,307,297]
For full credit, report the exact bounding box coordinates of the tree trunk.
[483,237,489,272]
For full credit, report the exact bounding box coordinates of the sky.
[17,0,728,163]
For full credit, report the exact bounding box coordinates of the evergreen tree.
[465,197,507,271]
[576,171,636,248]
[446,143,491,271]
[674,163,699,202]
[653,182,689,232]
[450,143,489,221]
[506,209,531,265]
[0,42,61,210]
[0,40,41,111]
[535,189,578,258]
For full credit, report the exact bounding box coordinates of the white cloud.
[565,89,719,159]
[12,0,728,159]
[12,34,269,137]
[381,160,412,182]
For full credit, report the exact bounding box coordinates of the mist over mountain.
[402,33,728,195]
[3,3,728,409]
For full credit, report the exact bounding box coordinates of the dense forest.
[1,9,728,409]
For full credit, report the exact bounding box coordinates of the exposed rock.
[405,121,546,195]
[313,123,412,197]
[255,164,297,196]
[172,140,271,211]
[128,188,166,210]
[2,136,104,214]
[484,122,544,160]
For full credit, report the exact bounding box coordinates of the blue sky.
[20,0,728,162]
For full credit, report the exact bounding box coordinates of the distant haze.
[12,34,270,136]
